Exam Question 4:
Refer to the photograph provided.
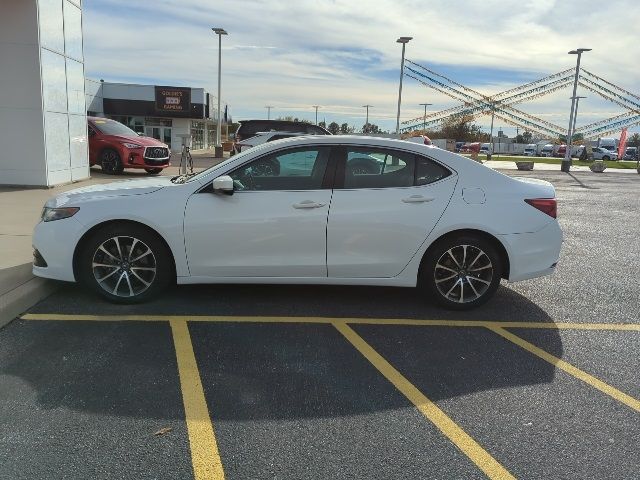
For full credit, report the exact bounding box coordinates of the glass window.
[146,117,173,127]
[344,148,414,188]
[229,147,330,191]
[63,1,83,60]
[66,58,85,114]
[416,157,451,185]
[39,0,65,53]
[92,118,138,136]
[41,49,67,113]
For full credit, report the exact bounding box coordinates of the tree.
[438,115,488,142]
[362,123,381,134]
[522,131,533,143]
[327,122,340,135]
[318,121,326,129]
[515,134,525,144]
[340,123,354,134]
[629,132,640,148]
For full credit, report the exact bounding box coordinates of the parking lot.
[1,170,638,480]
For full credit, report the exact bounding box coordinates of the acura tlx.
[33,136,562,310]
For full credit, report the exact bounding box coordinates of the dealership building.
[1,0,221,187]
[86,79,219,152]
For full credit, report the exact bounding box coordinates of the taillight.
[525,198,557,218]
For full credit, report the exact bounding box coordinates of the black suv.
[233,120,331,153]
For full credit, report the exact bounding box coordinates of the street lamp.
[362,104,373,131]
[265,105,274,120]
[570,95,586,142]
[312,105,320,125]
[395,36,412,135]
[562,48,591,172]
[419,103,432,132]
[212,27,227,157]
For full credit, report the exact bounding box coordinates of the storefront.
[85,80,220,151]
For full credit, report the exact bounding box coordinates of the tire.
[145,168,163,174]
[78,223,173,304]
[602,156,610,161]
[100,148,124,174]
[420,234,502,310]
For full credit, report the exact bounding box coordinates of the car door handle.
[402,195,434,203]
[292,200,326,209]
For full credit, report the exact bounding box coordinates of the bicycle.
[179,144,193,174]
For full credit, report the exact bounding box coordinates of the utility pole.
[488,103,495,159]
[419,103,432,133]
[265,105,273,120]
[362,104,372,131]
[312,105,320,125]
[395,36,412,135]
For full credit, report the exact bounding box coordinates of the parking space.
[1,171,639,479]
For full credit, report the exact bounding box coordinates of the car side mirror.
[212,175,234,195]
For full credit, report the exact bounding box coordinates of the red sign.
[618,128,628,158]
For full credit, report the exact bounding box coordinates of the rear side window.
[343,148,450,189]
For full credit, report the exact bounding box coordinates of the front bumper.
[32,216,85,282]
[499,221,563,283]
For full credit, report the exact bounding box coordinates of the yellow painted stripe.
[20,313,640,331]
[170,319,225,480]
[489,326,640,413]
[333,321,515,480]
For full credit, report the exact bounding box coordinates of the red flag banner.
[618,128,628,158]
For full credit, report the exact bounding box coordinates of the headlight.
[41,207,80,222]
[122,142,143,149]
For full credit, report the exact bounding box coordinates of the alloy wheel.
[434,244,493,304]
[91,236,157,297]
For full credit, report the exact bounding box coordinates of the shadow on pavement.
[0,282,562,421]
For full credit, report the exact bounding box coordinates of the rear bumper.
[499,221,563,282]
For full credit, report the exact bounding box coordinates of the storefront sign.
[155,86,191,113]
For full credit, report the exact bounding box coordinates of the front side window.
[229,147,330,191]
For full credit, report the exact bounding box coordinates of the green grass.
[461,154,638,170]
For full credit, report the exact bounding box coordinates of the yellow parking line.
[170,320,225,480]
[19,313,640,331]
[489,326,640,413]
[333,321,515,480]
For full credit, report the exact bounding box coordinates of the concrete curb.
[0,275,58,328]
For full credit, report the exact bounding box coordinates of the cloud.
[82,0,640,134]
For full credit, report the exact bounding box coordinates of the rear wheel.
[421,235,502,310]
[145,168,162,174]
[78,223,173,303]
[602,155,610,161]
[100,149,124,174]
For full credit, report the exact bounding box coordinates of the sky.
[83,0,640,138]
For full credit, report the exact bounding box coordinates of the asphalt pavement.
[0,169,638,479]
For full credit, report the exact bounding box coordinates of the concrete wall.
[0,0,89,187]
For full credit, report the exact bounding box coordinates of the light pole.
[562,48,591,172]
[419,103,432,132]
[395,36,412,135]
[488,103,495,159]
[265,105,274,120]
[362,104,372,131]
[312,105,320,125]
[570,95,586,141]
[212,28,227,156]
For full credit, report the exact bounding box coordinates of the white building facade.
[0,0,89,187]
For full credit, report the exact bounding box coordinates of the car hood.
[105,134,168,147]
[46,177,174,208]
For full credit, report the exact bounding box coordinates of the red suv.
[88,117,171,174]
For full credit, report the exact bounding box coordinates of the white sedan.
[33,136,562,310]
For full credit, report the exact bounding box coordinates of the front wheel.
[78,223,173,304]
[145,168,163,174]
[100,149,124,174]
[602,156,610,161]
[421,235,502,310]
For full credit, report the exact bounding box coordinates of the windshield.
[92,119,138,136]
[181,140,276,184]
